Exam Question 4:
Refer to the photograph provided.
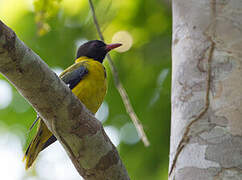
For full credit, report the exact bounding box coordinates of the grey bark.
[0,20,129,180]
[169,0,242,179]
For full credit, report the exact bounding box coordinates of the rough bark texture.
[0,20,129,180]
[170,0,242,179]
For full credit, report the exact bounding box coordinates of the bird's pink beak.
[106,43,122,52]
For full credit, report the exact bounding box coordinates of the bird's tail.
[23,120,53,169]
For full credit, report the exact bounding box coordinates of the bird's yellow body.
[72,57,107,113]
[23,57,107,169]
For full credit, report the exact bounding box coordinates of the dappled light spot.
[52,67,64,76]
[0,80,12,109]
[0,132,25,180]
[0,0,30,24]
[95,101,109,123]
[25,0,34,12]
[25,177,40,180]
[104,126,120,147]
[112,31,133,52]
[120,122,140,144]
[36,142,81,180]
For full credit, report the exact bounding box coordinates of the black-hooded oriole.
[23,40,122,169]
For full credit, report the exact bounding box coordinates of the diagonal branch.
[88,0,150,147]
[0,20,129,180]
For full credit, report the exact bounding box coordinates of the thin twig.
[88,0,150,147]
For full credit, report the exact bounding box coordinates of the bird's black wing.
[41,135,57,151]
[61,65,89,89]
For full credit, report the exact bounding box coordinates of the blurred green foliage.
[34,0,62,35]
[0,0,171,179]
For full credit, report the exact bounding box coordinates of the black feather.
[62,65,88,89]
[41,135,57,151]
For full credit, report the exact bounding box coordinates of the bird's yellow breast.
[72,58,107,113]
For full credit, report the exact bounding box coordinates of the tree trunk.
[169,0,242,179]
[0,20,129,180]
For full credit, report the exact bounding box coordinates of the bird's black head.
[76,40,122,63]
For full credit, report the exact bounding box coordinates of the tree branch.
[0,20,130,180]
[88,0,150,147]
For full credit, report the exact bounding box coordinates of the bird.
[23,40,122,169]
